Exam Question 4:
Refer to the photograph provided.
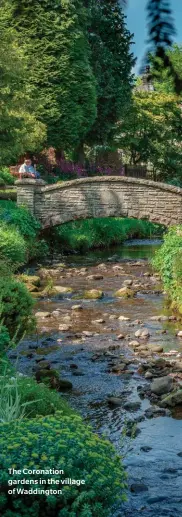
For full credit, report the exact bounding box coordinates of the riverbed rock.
[130,483,148,493]
[59,324,71,331]
[177,331,182,338]
[117,334,125,340]
[111,363,127,373]
[148,344,164,353]
[159,390,182,407]
[109,314,118,320]
[145,371,153,379]
[123,279,133,287]
[129,340,140,348]
[54,286,73,294]
[87,274,103,280]
[124,401,141,411]
[115,287,135,298]
[84,289,103,299]
[151,376,173,396]
[107,397,123,406]
[82,331,94,337]
[35,311,51,318]
[91,319,105,324]
[52,310,61,318]
[18,274,41,287]
[71,304,83,311]
[135,329,150,339]
[118,315,130,321]
[150,315,168,321]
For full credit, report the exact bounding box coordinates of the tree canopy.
[2,0,97,153]
[85,0,135,147]
[116,89,182,181]
[0,25,45,164]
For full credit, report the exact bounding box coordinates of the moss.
[84,289,103,299]
[115,287,135,298]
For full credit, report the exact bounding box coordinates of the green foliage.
[153,44,182,95]
[0,413,126,516]
[0,167,14,185]
[0,224,27,264]
[152,226,182,307]
[0,201,40,240]
[0,325,10,353]
[0,271,34,340]
[54,217,163,252]
[86,0,134,147]
[0,201,48,262]
[10,376,74,418]
[116,90,182,181]
[0,22,46,164]
[4,0,97,152]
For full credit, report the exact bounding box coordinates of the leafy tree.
[153,44,182,95]
[2,0,97,153]
[0,26,45,164]
[85,0,135,147]
[116,90,182,181]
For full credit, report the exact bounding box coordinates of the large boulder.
[150,376,173,396]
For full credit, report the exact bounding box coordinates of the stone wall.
[15,176,182,227]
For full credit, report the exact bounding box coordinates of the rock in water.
[151,376,173,395]
[115,287,135,298]
[84,289,103,299]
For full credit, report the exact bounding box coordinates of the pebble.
[71,305,83,311]
[59,324,71,331]
[35,311,51,318]
[118,316,131,321]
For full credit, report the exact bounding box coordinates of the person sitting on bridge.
[19,158,40,179]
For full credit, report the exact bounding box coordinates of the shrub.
[0,413,126,517]
[0,273,34,340]
[0,201,40,240]
[0,167,15,185]
[0,325,10,353]
[14,376,74,418]
[152,226,182,308]
[0,224,27,264]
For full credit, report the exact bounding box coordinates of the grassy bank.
[53,217,164,253]
[152,226,182,313]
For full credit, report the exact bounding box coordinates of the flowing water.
[11,240,182,517]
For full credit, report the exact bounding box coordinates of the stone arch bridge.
[15,176,182,228]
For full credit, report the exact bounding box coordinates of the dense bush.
[0,412,126,517]
[0,273,34,340]
[54,217,163,253]
[0,201,48,262]
[0,224,27,264]
[0,167,15,185]
[0,201,40,240]
[152,226,182,309]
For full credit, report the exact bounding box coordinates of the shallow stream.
[10,240,182,517]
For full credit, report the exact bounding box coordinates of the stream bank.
[10,240,182,517]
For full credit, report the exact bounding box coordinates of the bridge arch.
[15,176,182,228]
